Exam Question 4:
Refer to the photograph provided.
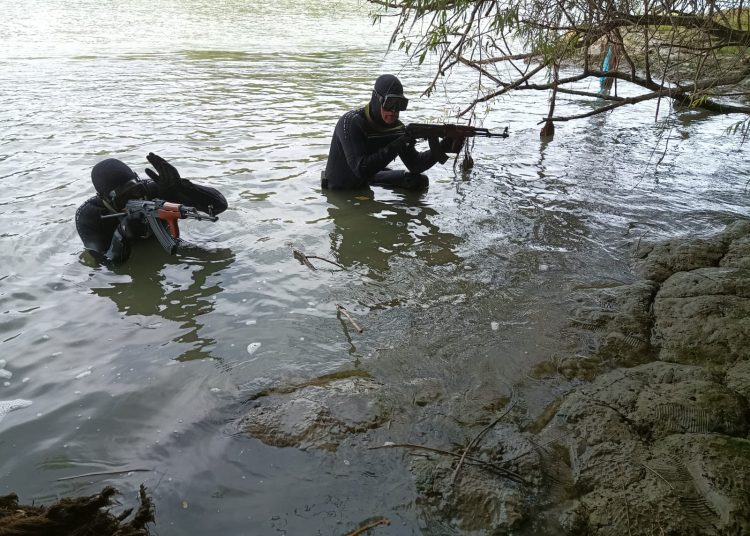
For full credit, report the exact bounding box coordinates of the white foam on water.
[245,319,256,326]
[0,369,11,380]
[0,399,32,423]
[75,370,92,379]
[246,342,261,355]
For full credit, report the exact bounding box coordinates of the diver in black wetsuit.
[75,153,228,264]
[322,74,465,191]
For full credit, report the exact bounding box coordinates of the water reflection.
[87,240,235,361]
[325,189,462,280]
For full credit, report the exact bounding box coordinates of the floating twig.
[306,255,345,270]
[370,443,526,485]
[292,248,345,271]
[641,462,675,491]
[56,468,151,481]
[450,398,517,486]
[293,249,317,271]
[336,303,363,333]
[344,517,390,536]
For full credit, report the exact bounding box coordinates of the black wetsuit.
[75,179,227,264]
[324,103,444,190]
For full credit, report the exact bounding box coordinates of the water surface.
[0,1,748,534]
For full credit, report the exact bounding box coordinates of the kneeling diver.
[322,74,465,191]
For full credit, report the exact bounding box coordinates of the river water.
[0,1,748,534]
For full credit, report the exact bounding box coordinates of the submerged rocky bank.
[238,220,750,535]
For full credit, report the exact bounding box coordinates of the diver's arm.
[75,198,130,264]
[143,153,228,215]
[103,224,131,264]
[144,179,228,215]
[398,137,446,174]
[339,115,407,180]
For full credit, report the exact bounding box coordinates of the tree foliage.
[370,0,750,127]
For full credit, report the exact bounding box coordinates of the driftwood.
[450,398,518,486]
[0,484,154,536]
[292,248,345,271]
[343,517,390,536]
[370,443,527,485]
[336,303,364,333]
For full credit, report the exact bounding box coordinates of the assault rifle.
[102,199,218,255]
[404,123,509,142]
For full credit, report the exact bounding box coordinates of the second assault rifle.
[102,199,218,255]
[404,123,509,142]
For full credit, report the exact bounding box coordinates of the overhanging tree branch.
[369,0,750,129]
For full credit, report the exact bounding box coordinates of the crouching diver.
[75,153,228,264]
[322,74,465,191]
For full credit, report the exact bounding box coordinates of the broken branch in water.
[336,303,363,333]
[451,398,518,486]
[306,255,345,270]
[344,517,390,536]
[292,248,345,271]
[292,248,317,271]
[56,468,151,481]
[369,443,527,485]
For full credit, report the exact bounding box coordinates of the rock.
[524,221,750,534]
[238,376,386,450]
[720,235,750,269]
[557,280,658,375]
[653,267,750,365]
[632,218,750,283]
[651,434,750,533]
[543,362,750,535]
[410,424,541,534]
[633,238,726,283]
[595,281,659,366]
[717,219,750,243]
[725,359,750,401]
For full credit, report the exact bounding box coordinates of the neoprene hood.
[369,74,405,125]
[91,158,139,197]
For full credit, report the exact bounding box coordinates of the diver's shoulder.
[336,106,363,121]
[75,195,106,222]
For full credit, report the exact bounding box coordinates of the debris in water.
[0,399,32,423]
[0,485,154,535]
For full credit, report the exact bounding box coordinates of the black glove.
[388,134,415,153]
[145,152,185,194]
[428,136,449,164]
[440,136,466,154]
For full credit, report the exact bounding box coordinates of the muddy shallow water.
[0,0,748,534]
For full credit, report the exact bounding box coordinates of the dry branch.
[336,303,364,333]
